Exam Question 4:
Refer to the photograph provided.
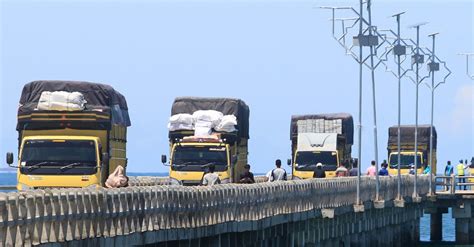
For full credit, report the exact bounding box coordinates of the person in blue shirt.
[378,162,389,176]
[423,163,431,175]
[444,161,453,191]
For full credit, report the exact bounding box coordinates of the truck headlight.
[292,175,301,180]
[221,178,230,184]
[18,183,33,190]
[169,178,182,185]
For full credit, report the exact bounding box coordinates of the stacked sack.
[37,91,87,111]
[168,114,195,131]
[168,110,238,136]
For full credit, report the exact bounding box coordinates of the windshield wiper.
[60,162,89,171]
[172,161,199,167]
[25,161,61,171]
[200,162,221,168]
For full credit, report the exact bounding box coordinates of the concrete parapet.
[0,175,429,246]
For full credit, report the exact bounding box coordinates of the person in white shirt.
[201,164,221,186]
[268,159,287,182]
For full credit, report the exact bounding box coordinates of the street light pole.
[356,0,364,205]
[427,32,439,195]
[410,22,427,200]
[367,0,380,201]
[391,12,406,201]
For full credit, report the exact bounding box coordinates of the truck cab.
[388,151,424,175]
[13,136,104,190]
[386,125,437,176]
[166,137,233,185]
[290,114,354,179]
[292,133,339,179]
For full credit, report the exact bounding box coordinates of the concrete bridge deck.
[0,175,430,246]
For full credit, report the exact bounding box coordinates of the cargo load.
[37,91,87,111]
[18,80,131,128]
[388,125,436,148]
[171,97,250,139]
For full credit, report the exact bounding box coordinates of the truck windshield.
[294,151,338,171]
[20,140,97,175]
[172,146,228,172]
[389,154,422,169]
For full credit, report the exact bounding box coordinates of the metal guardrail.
[0,175,272,191]
[0,185,16,191]
[435,175,474,194]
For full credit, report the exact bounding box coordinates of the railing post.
[451,175,456,194]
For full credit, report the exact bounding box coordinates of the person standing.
[269,159,287,181]
[457,159,467,190]
[445,161,454,191]
[313,163,326,178]
[464,159,471,190]
[335,162,349,177]
[379,163,389,176]
[423,163,431,175]
[366,160,377,176]
[409,164,415,175]
[349,161,358,177]
[201,164,221,186]
[239,164,255,184]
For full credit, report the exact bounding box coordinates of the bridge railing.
[435,175,474,194]
[128,175,270,186]
[0,175,429,246]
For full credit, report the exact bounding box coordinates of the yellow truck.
[387,125,437,176]
[289,113,354,179]
[6,80,131,190]
[162,97,249,185]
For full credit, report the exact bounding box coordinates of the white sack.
[37,91,87,111]
[194,126,213,136]
[215,115,237,132]
[168,113,195,131]
[192,110,223,128]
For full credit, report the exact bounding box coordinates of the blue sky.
[1,0,473,173]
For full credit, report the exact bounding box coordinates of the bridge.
[2,175,474,246]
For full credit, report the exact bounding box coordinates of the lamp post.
[366,0,380,202]
[391,12,406,201]
[427,32,439,195]
[409,22,427,200]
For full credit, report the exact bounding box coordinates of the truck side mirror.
[102,152,109,165]
[161,155,167,165]
[231,155,238,166]
[6,152,13,166]
[287,159,292,167]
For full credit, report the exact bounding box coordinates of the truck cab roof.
[22,135,101,142]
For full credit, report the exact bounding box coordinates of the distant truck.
[162,97,249,185]
[289,113,354,179]
[387,125,437,175]
[6,80,131,190]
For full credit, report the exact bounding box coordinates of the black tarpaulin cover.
[171,97,250,139]
[388,125,437,148]
[290,113,354,144]
[18,80,131,127]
